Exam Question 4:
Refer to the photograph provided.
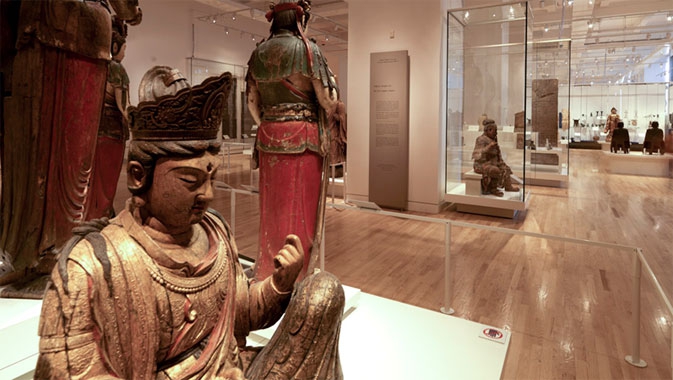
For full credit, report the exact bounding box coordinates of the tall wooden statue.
[85,16,132,220]
[246,0,346,282]
[0,1,142,295]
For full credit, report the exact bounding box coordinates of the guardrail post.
[440,223,454,315]
[230,190,236,236]
[320,223,325,272]
[625,251,647,368]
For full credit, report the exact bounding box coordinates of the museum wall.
[122,0,346,105]
[347,0,448,213]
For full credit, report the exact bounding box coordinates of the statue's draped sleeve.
[36,241,124,379]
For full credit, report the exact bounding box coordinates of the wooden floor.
[113,149,673,379]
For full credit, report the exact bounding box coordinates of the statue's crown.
[128,72,233,141]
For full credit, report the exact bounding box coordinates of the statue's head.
[266,0,312,34]
[111,16,128,61]
[483,119,497,138]
[611,107,617,114]
[126,68,233,232]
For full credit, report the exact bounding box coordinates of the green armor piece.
[247,30,337,103]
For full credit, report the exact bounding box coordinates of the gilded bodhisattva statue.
[35,70,345,379]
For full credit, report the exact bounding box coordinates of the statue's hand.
[271,235,304,293]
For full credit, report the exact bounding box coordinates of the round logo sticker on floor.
[482,328,504,340]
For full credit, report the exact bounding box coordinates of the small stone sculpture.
[472,119,520,197]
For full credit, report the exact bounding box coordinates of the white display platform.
[339,293,510,379]
[599,151,672,177]
[446,182,530,218]
[0,298,41,380]
[1,288,510,380]
[247,285,362,345]
[250,290,510,380]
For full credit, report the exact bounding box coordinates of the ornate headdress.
[265,1,315,74]
[265,0,311,24]
[128,71,233,141]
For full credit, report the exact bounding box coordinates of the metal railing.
[213,181,673,373]
[325,202,672,373]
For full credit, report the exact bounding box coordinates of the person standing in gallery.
[604,107,619,142]
[0,0,141,290]
[246,0,346,282]
[85,16,132,220]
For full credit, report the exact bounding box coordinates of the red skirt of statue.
[0,46,106,277]
[42,50,106,252]
[254,121,323,282]
[86,135,125,219]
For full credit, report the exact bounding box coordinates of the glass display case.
[525,38,571,183]
[187,57,256,142]
[445,1,532,215]
[569,83,671,144]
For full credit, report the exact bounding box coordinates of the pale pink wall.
[346,0,447,212]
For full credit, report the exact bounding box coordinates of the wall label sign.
[369,50,410,210]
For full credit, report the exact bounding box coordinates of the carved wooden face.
[144,152,220,232]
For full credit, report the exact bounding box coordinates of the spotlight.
[212,17,216,24]
[232,14,236,21]
[668,13,673,22]
[587,20,594,29]
[225,27,229,35]
[544,24,549,32]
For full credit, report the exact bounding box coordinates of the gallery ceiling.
[194,0,672,85]
[193,0,349,52]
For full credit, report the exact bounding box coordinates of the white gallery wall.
[123,0,346,106]
[346,0,449,213]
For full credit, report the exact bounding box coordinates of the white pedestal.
[445,181,529,219]
[599,151,672,177]
[0,298,42,379]
[1,287,510,379]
